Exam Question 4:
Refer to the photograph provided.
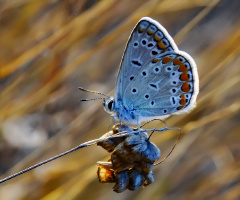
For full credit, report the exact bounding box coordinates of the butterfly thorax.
[104,97,139,124]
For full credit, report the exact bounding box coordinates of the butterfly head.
[103,96,115,114]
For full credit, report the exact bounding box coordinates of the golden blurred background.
[0,0,240,199]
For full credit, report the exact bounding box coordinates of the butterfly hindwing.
[123,51,198,119]
[115,17,178,106]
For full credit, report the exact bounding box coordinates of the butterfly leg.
[137,118,140,131]
[112,115,117,125]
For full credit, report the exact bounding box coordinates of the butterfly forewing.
[115,17,178,105]
[111,17,199,124]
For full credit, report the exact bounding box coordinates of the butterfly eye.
[104,98,115,112]
[108,101,113,110]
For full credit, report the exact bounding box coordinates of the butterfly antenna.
[79,97,107,101]
[154,127,182,166]
[79,87,110,101]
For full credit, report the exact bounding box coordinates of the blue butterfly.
[82,17,199,128]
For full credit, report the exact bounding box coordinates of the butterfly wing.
[123,51,199,122]
[115,17,178,108]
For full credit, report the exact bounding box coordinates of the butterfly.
[83,17,199,128]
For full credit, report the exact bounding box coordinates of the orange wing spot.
[138,27,144,33]
[180,94,185,99]
[180,73,190,81]
[147,30,153,35]
[180,99,186,105]
[154,35,161,41]
[173,58,183,66]
[177,106,184,110]
[179,64,188,72]
[162,57,172,64]
[158,41,165,49]
[152,59,160,63]
[180,94,186,105]
[181,83,190,92]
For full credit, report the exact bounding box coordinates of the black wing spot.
[154,67,160,73]
[141,70,148,77]
[151,50,158,56]
[131,87,138,94]
[172,88,177,93]
[147,43,154,48]
[163,109,167,113]
[149,83,157,89]
[185,63,190,69]
[179,57,184,62]
[167,47,174,51]
[133,42,139,47]
[151,101,155,106]
[166,66,173,72]
[141,39,147,45]
[131,59,142,67]
[144,94,150,99]
[130,76,134,81]
[162,38,169,46]
[172,97,176,104]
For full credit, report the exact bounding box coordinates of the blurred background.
[0,0,240,199]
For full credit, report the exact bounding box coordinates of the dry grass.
[0,0,240,199]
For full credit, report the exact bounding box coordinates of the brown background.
[0,0,240,199]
